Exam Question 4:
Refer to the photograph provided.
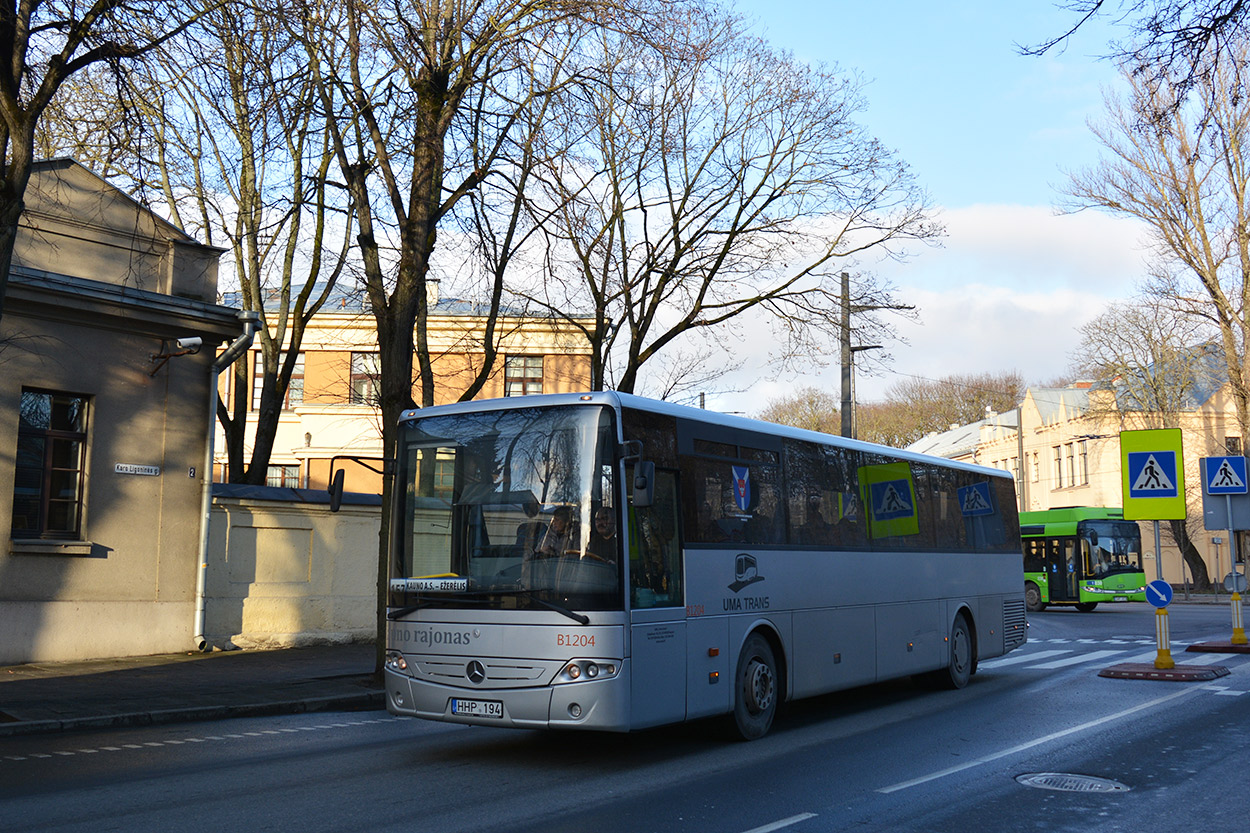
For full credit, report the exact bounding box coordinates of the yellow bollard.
[1232,591,1247,645]
[1155,606,1175,669]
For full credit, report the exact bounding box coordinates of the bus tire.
[731,633,778,741]
[1025,582,1045,613]
[921,613,974,690]
[1075,602,1098,612]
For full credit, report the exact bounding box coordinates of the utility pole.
[839,271,880,439]
[840,272,852,438]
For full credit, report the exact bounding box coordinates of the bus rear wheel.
[1025,582,1045,613]
[731,634,777,741]
[1075,602,1098,612]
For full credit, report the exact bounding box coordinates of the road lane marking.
[739,813,817,833]
[877,686,1200,794]
[0,716,410,767]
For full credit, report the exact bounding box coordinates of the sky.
[703,1,1154,414]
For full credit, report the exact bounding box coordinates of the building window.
[1078,440,1089,485]
[1228,436,1243,455]
[266,464,301,489]
[12,389,89,539]
[253,352,304,411]
[1053,446,1064,489]
[350,352,381,405]
[1065,443,1076,488]
[505,355,544,397]
[1031,452,1040,483]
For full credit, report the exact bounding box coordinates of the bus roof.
[399,391,1013,481]
[1019,506,1128,537]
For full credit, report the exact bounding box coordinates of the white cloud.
[703,203,1153,415]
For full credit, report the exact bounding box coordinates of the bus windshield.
[391,405,620,613]
[1080,520,1142,576]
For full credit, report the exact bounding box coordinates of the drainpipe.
[194,309,260,651]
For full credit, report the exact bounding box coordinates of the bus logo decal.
[732,466,752,511]
[729,553,765,592]
[466,661,486,684]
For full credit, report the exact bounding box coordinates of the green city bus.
[1020,507,1146,612]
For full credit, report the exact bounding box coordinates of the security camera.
[175,337,202,351]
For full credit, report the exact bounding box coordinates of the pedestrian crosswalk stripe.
[979,649,1072,669]
[1027,650,1127,669]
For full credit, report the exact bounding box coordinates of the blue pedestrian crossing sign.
[957,482,995,517]
[1127,452,1178,497]
[1203,455,1248,495]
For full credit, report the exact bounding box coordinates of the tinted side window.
[681,455,784,545]
[784,440,866,549]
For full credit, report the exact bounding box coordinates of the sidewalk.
[0,642,384,737]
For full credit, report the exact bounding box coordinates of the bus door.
[627,467,687,729]
[1045,538,1079,603]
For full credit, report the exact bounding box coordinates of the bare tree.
[0,1,210,325]
[153,2,354,485]
[1070,296,1219,587]
[756,386,841,435]
[526,10,936,394]
[880,371,1027,444]
[296,0,654,671]
[1024,1,1250,108]
[1064,55,1250,439]
[34,2,356,484]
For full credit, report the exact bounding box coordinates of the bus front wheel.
[731,634,778,741]
[1025,582,1045,613]
[1075,602,1098,612]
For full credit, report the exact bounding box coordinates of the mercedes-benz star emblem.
[466,661,486,685]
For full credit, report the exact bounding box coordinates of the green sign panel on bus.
[1120,428,1186,520]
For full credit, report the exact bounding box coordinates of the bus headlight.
[556,660,619,683]
[385,650,409,674]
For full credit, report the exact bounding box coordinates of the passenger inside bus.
[536,505,580,557]
[799,494,834,545]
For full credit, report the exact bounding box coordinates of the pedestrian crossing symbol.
[1129,452,1177,495]
[957,481,995,517]
[1203,455,1248,495]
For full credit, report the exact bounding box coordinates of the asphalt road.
[1,603,1246,833]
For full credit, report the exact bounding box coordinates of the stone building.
[1,160,250,664]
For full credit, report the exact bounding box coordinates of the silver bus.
[381,392,1026,739]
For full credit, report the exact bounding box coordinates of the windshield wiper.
[505,589,590,625]
[387,594,494,620]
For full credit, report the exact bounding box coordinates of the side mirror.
[328,468,345,512]
[632,461,655,508]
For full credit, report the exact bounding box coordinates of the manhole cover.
[1016,773,1131,793]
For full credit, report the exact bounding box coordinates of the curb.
[0,690,384,738]
[1098,662,1231,682]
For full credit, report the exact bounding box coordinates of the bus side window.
[629,468,682,608]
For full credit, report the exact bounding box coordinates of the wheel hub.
[744,658,775,714]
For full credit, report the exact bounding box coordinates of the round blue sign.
[1146,579,1174,608]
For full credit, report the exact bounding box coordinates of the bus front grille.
[413,655,555,688]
